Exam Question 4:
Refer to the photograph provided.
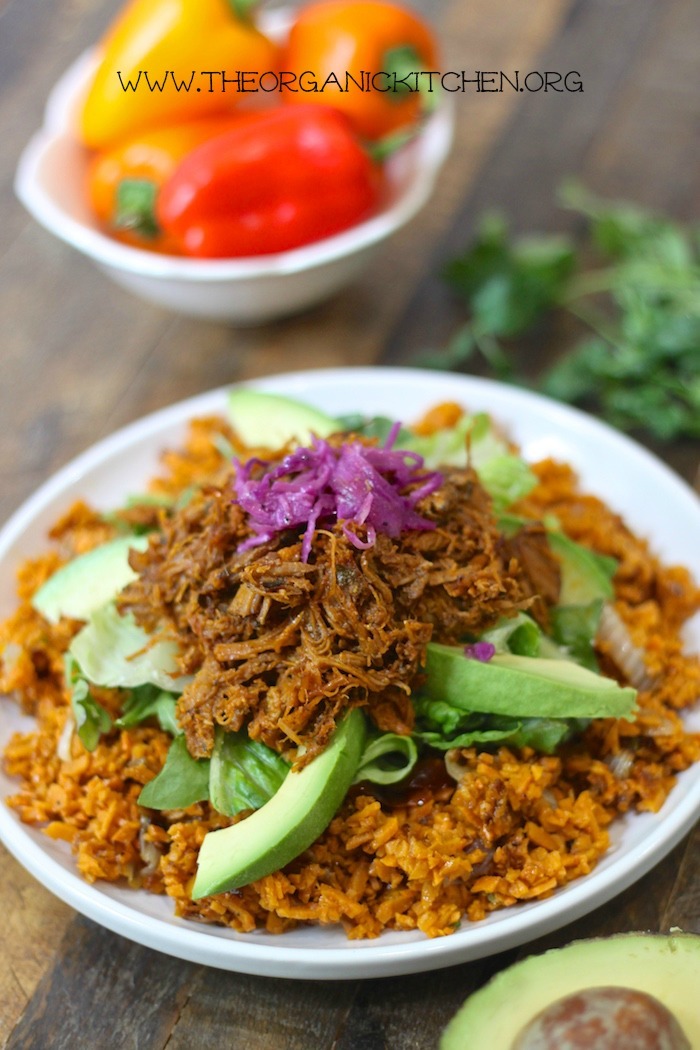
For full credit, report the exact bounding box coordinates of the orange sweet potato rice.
[2,407,699,940]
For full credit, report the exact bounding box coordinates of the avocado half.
[228,388,337,448]
[440,932,700,1050]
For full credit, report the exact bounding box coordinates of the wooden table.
[1,0,699,1046]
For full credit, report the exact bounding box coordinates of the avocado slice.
[425,643,637,720]
[32,534,149,624]
[499,514,617,607]
[547,529,617,606]
[192,708,366,898]
[227,388,338,449]
[440,932,700,1049]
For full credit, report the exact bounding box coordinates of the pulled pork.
[119,465,559,765]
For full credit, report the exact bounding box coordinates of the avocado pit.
[512,986,691,1050]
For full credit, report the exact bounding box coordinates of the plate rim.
[1,365,699,979]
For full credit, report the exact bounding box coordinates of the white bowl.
[14,13,453,324]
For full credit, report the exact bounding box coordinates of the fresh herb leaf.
[540,337,611,403]
[443,214,576,338]
[440,184,700,441]
[416,325,477,371]
[560,180,694,266]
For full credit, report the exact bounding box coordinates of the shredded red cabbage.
[464,642,496,662]
[232,425,443,561]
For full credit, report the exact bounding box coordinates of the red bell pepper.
[86,116,246,252]
[155,105,382,258]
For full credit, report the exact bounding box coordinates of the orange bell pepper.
[87,117,244,251]
[80,0,278,150]
[280,0,439,142]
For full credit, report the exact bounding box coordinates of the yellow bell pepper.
[80,0,278,150]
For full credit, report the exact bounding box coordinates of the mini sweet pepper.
[87,116,245,251]
[280,0,439,141]
[80,0,278,150]
[155,105,382,258]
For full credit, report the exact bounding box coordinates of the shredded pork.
[119,464,559,765]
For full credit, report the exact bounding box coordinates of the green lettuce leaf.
[476,453,538,511]
[396,412,537,509]
[396,414,478,467]
[115,685,180,736]
[353,732,418,786]
[208,729,290,817]
[335,415,414,445]
[65,654,112,752]
[413,693,584,756]
[138,735,211,810]
[336,410,537,510]
[69,603,191,692]
[139,729,290,817]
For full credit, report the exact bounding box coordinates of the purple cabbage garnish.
[232,425,443,561]
[463,641,497,663]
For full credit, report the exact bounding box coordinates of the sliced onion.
[445,748,470,783]
[469,844,495,878]
[56,710,74,762]
[597,604,654,691]
[1,641,21,674]
[605,749,635,780]
[138,816,161,876]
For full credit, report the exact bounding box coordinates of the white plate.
[1,367,699,979]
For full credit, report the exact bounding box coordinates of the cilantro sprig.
[434,183,700,441]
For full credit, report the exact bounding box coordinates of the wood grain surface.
[1,0,699,1046]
